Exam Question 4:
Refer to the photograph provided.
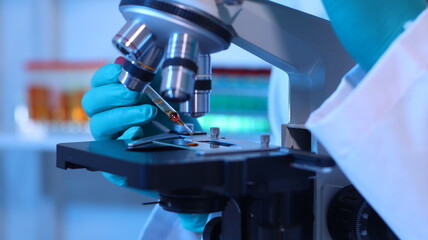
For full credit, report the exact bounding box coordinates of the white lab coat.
[305,8,428,239]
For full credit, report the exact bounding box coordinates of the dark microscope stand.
[57,140,334,240]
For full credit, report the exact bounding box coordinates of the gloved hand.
[322,0,426,71]
[82,61,208,233]
[82,62,159,198]
[82,63,157,141]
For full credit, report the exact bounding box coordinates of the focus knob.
[327,185,398,240]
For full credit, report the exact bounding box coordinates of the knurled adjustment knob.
[327,185,398,240]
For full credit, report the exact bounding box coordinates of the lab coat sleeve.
[306,8,428,240]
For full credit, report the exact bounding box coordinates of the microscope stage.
[57,140,333,193]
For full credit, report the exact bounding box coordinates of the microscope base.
[57,140,334,240]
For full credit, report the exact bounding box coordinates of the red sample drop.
[168,112,181,122]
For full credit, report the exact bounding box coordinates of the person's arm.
[307,2,428,239]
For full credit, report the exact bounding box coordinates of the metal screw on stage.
[260,134,270,148]
[210,127,220,140]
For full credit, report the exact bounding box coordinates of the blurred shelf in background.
[17,60,107,135]
[199,68,271,138]
[9,63,271,150]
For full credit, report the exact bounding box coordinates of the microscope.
[57,0,398,239]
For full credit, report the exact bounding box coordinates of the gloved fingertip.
[118,126,144,140]
[89,118,120,141]
[122,87,144,103]
[88,104,157,141]
[91,64,123,87]
[134,104,158,123]
[100,63,122,76]
[124,104,158,127]
[147,104,158,119]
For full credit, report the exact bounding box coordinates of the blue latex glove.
[82,63,208,232]
[322,0,426,72]
[82,63,157,141]
[82,63,159,198]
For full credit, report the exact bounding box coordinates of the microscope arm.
[169,0,355,124]
[219,0,355,125]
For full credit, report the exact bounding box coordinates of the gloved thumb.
[90,104,157,140]
[118,126,144,140]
